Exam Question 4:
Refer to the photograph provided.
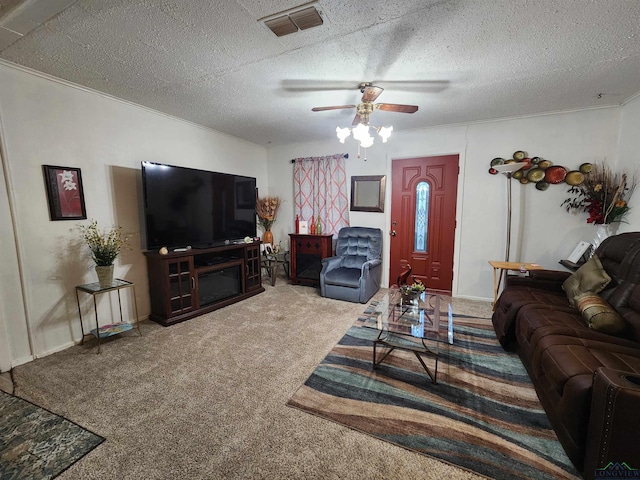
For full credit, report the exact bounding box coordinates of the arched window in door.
[414,181,430,252]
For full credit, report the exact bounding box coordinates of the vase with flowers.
[79,219,132,287]
[256,196,282,246]
[400,279,426,305]
[561,162,638,251]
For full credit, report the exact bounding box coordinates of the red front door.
[389,155,459,293]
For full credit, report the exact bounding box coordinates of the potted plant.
[256,196,282,245]
[400,278,426,304]
[79,219,131,287]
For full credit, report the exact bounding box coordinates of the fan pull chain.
[357,143,368,161]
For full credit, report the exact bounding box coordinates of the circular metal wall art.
[527,168,545,182]
[579,163,593,173]
[565,170,585,186]
[488,150,586,191]
[544,166,567,184]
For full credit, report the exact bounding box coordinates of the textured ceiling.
[1,0,640,146]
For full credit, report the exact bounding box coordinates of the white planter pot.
[95,265,114,288]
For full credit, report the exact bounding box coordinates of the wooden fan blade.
[361,86,384,102]
[311,105,356,112]
[376,103,419,113]
[352,114,361,125]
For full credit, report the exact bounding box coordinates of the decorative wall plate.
[538,160,552,170]
[544,166,567,184]
[527,168,545,182]
[565,170,585,186]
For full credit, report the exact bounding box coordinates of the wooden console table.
[289,234,333,286]
[488,260,543,309]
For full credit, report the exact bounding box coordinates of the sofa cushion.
[323,267,361,288]
[562,254,611,307]
[541,344,640,397]
[492,286,574,348]
[514,304,640,375]
[575,293,627,336]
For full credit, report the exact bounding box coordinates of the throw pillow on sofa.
[562,254,611,307]
[575,293,627,336]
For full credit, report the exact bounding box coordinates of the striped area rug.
[286,307,581,480]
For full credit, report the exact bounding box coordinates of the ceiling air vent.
[264,15,298,37]
[261,3,324,37]
[289,7,323,30]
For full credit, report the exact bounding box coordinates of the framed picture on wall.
[350,175,386,212]
[42,165,87,221]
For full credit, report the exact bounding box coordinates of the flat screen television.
[141,162,256,250]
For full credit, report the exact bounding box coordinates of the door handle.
[390,230,396,237]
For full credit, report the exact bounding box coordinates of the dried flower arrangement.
[256,196,282,231]
[79,219,132,266]
[561,163,638,224]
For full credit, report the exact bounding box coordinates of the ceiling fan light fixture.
[358,134,374,149]
[336,126,351,143]
[378,126,393,142]
[352,123,370,142]
[335,122,392,149]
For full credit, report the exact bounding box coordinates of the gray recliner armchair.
[320,227,383,303]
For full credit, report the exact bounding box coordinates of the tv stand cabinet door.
[154,256,195,320]
[244,244,262,292]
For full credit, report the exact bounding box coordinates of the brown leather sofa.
[491,232,640,480]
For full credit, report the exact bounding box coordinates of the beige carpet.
[13,275,493,479]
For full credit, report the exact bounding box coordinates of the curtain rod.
[290,153,348,163]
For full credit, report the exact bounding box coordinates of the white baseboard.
[454,294,493,303]
[11,354,35,368]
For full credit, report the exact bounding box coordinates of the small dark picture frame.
[350,175,386,212]
[43,165,87,221]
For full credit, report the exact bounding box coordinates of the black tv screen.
[142,162,256,250]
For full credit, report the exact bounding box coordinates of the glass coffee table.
[364,287,454,384]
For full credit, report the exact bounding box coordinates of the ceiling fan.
[311,82,419,125]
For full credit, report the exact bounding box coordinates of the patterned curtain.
[293,154,349,236]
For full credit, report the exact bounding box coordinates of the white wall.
[267,107,625,301]
[0,62,268,367]
[617,94,640,231]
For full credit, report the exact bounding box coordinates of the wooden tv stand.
[144,241,264,326]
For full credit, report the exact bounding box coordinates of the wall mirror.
[350,175,386,212]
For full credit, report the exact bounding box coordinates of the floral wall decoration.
[561,162,638,224]
[488,150,589,191]
[42,165,87,220]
